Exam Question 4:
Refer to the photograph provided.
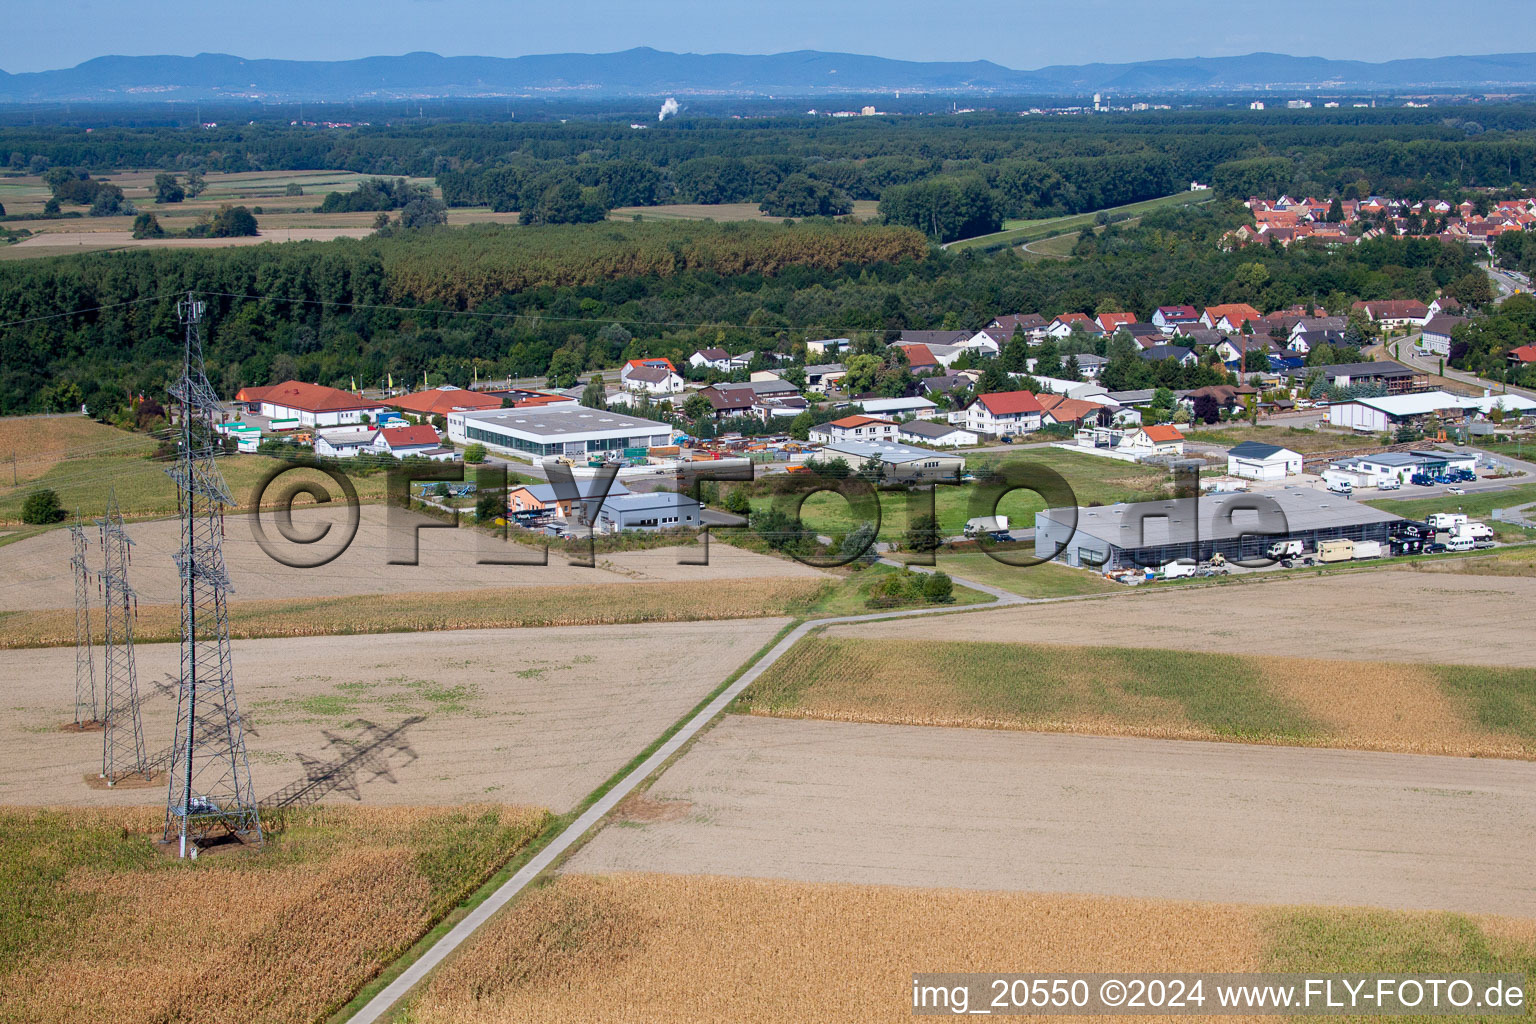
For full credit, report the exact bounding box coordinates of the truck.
[1266,539,1304,560]
[1427,512,1468,531]
[1351,540,1382,560]
[1317,539,1355,563]
[964,515,1009,539]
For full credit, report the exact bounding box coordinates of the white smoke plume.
[658,97,680,122]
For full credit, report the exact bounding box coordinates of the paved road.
[1388,331,1536,403]
[570,716,1536,916]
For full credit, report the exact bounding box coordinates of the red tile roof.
[1202,304,1264,328]
[386,386,501,416]
[977,391,1042,415]
[1509,345,1536,363]
[625,357,678,373]
[895,343,938,366]
[235,380,382,414]
[379,424,442,448]
[1096,312,1136,332]
[1141,425,1185,442]
[828,415,897,428]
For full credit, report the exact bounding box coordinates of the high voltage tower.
[97,492,147,783]
[68,512,100,728]
[164,293,262,857]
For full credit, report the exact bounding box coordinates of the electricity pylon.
[164,293,262,856]
[98,492,147,783]
[68,512,99,726]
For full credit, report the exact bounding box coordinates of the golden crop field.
[405,872,1536,1024]
[0,576,833,647]
[737,635,1536,759]
[0,804,548,1024]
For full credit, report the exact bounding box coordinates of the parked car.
[1448,486,1466,495]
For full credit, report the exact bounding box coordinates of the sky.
[5,0,1536,74]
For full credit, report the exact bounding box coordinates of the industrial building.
[235,380,392,428]
[446,406,672,462]
[1322,450,1479,489]
[1034,487,1403,570]
[587,492,701,533]
[1327,390,1536,432]
[818,438,965,482]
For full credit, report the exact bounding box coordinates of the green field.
[750,448,1170,544]
[738,636,1321,742]
[922,550,1122,598]
[947,191,1214,253]
[1366,482,1536,522]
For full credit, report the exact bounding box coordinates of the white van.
[1445,535,1475,552]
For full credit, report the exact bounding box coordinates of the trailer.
[1352,540,1382,560]
[964,515,1010,539]
[1317,539,1355,563]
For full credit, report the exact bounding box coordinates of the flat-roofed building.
[446,406,672,462]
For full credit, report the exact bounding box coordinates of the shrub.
[922,570,954,604]
[21,488,65,524]
[463,443,487,464]
[474,491,503,522]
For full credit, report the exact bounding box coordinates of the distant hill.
[5,48,1536,103]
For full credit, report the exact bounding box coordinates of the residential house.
[895,343,943,374]
[921,372,972,397]
[1282,361,1428,394]
[1037,394,1109,429]
[899,420,980,447]
[855,396,940,417]
[1352,299,1430,329]
[1122,424,1186,456]
[1141,344,1197,366]
[809,415,899,445]
[957,331,1004,358]
[896,330,973,350]
[1287,329,1347,355]
[1152,305,1201,333]
[1200,304,1263,332]
[1096,312,1136,335]
[1046,313,1102,339]
[1427,296,1463,318]
[1226,440,1303,481]
[1216,335,1282,368]
[1120,322,1166,347]
[1071,353,1110,379]
[986,313,1049,342]
[620,358,685,394]
[1508,344,1536,366]
[805,338,852,356]
[804,363,846,393]
[697,383,757,420]
[818,438,966,482]
[1419,316,1467,358]
[753,394,809,419]
[965,391,1043,436]
[689,348,731,372]
[728,351,756,371]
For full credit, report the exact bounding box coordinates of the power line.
[0,292,181,331]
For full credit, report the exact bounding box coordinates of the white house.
[1121,424,1186,456]
[1417,315,1466,358]
[804,363,846,393]
[856,396,939,417]
[620,358,685,395]
[314,426,380,459]
[235,380,391,429]
[809,415,899,445]
[1226,440,1303,480]
[689,348,731,372]
[965,391,1042,436]
[805,337,852,356]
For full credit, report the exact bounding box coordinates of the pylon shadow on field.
[258,716,424,810]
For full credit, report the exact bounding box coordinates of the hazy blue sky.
[5,0,1536,74]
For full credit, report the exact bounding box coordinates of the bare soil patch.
[0,504,827,611]
[567,715,1536,916]
[0,619,786,812]
[829,571,1536,667]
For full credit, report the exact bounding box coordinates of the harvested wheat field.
[738,636,1536,758]
[407,873,1536,1024]
[0,804,546,1024]
[0,503,828,611]
[567,716,1536,915]
[0,619,785,810]
[832,570,1536,667]
[0,414,157,485]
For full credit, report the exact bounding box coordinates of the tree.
[183,169,206,197]
[463,442,488,464]
[21,488,65,524]
[474,490,503,522]
[284,182,304,196]
[921,570,954,603]
[131,212,164,239]
[723,487,752,515]
[841,353,884,395]
[905,513,941,553]
[581,374,609,410]
[207,205,258,237]
[1192,393,1220,424]
[399,197,448,230]
[1447,271,1494,309]
[153,172,184,204]
[681,392,711,421]
[1327,197,1344,223]
[1033,336,1062,379]
[760,174,853,218]
[546,348,583,389]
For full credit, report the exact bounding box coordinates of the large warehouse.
[446,406,672,461]
[1034,487,1403,570]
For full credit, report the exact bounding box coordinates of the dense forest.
[7,107,1536,240]
[0,202,1482,417]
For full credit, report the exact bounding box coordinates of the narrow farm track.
[344,589,1023,1024]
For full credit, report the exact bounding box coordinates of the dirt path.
[0,619,787,812]
[569,715,1536,916]
[828,570,1536,667]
